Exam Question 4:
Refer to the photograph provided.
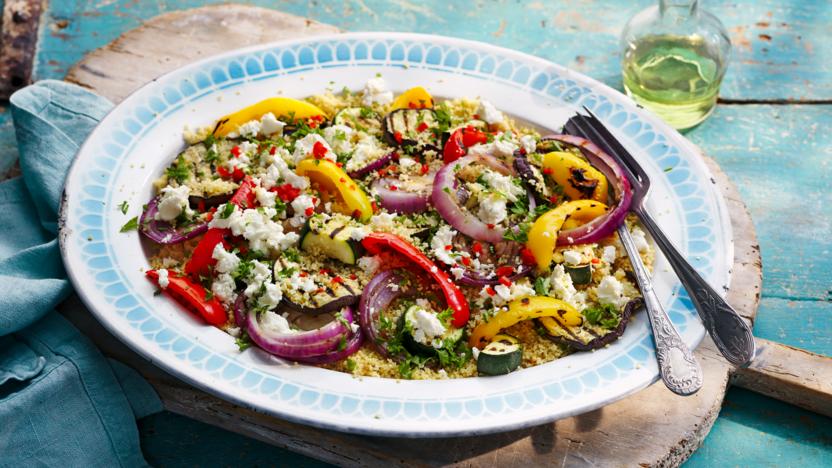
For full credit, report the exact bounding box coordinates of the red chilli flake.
[444,245,453,251]
[591,258,600,264]
[230,146,241,157]
[495,266,514,277]
[319,268,330,275]
[417,122,429,132]
[520,247,537,265]
[352,209,362,219]
[542,167,553,175]
[389,185,398,191]
[336,162,344,168]
[549,195,559,204]
[349,274,358,280]
[485,286,496,297]
[498,276,512,287]
[304,207,314,216]
[487,223,495,230]
[273,184,301,202]
[461,257,472,266]
[269,146,277,155]
[472,242,484,255]
[420,164,430,175]
[339,177,346,183]
[331,276,344,284]
[312,141,328,159]
[393,131,403,144]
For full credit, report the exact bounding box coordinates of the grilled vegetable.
[541,151,608,203]
[275,260,363,315]
[382,108,439,149]
[565,264,593,285]
[333,107,383,133]
[399,305,464,356]
[391,86,434,110]
[468,296,583,349]
[299,214,363,265]
[295,159,374,222]
[538,298,643,351]
[213,97,327,137]
[477,334,522,376]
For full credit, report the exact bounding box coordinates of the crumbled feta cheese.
[254,186,277,208]
[155,185,190,221]
[596,275,629,309]
[157,269,170,289]
[292,133,334,164]
[350,226,370,242]
[345,135,385,173]
[289,194,317,227]
[492,138,518,157]
[211,273,237,304]
[362,77,394,106]
[481,169,524,202]
[602,245,617,263]
[235,119,261,138]
[488,281,535,306]
[323,124,355,154]
[431,225,457,265]
[478,99,504,125]
[244,260,272,297]
[370,212,397,232]
[259,112,285,136]
[260,154,310,191]
[288,271,317,293]
[260,310,294,334]
[450,266,466,280]
[406,307,447,348]
[472,347,480,360]
[562,250,583,265]
[477,193,508,225]
[630,226,649,253]
[520,134,537,154]
[357,255,382,275]
[226,326,241,337]
[258,282,283,310]
[212,244,240,274]
[550,264,587,310]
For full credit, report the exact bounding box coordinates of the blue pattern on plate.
[69,36,720,430]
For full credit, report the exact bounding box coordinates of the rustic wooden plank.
[733,338,832,418]
[36,0,832,102]
[0,0,43,99]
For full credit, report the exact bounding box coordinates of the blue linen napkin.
[0,80,162,466]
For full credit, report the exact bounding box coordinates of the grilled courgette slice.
[299,214,363,265]
[477,334,522,376]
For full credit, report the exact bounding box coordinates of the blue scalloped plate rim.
[59,32,732,437]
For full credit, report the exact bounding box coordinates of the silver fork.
[565,108,755,367]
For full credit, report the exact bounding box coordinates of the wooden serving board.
[59,4,830,466]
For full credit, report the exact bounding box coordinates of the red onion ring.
[237,292,359,358]
[431,155,515,244]
[358,270,415,358]
[291,330,364,364]
[139,196,208,244]
[539,135,632,245]
[347,151,396,179]
[371,176,432,214]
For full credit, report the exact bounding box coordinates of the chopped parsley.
[119,216,139,232]
[118,200,129,215]
[534,276,551,296]
[219,202,235,219]
[235,334,252,351]
[583,303,621,329]
[165,155,190,183]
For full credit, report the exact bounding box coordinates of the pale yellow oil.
[622,34,725,130]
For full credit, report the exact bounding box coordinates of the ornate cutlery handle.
[635,208,756,367]
[618,225,703,396]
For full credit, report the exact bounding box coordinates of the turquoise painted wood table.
[0,0,829,466]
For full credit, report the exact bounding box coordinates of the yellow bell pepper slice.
[543,151,608,203]
[295,159,373,222]
[469,296,583,348]
[213,97,327,137]
[526,200,608,271]
[391,86,434,110]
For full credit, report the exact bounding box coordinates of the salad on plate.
[132,77,653,380]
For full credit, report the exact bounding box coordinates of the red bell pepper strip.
[185,177,257,277]
[146,269,227,326]
[361,232,470,327]
[443,126,488,164]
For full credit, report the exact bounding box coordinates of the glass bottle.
[621,0,731,130]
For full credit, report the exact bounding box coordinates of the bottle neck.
[659,0,699,19]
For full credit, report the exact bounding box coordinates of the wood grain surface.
[58,5,769,467]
